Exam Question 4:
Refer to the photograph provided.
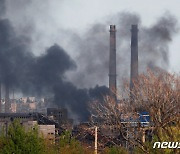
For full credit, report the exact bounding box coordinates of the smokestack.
[5,83,10,113]
[109,25,117,101]
[130,25,138,98]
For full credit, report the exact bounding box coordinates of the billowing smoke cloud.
[139,13,178,71]
[67,12,178,88]
[0,0,5,17]
[0,20,32,87]
[67,24,109,87]
[0,1,179,121]
[0,3,109,121]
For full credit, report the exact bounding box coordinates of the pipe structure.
[109,25,117,101]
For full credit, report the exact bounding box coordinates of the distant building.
[10,103,17,113]
[47,108,73,129]
[39,125,55,142]
[0,113,56,142]
[20,97,28,103]
[0,107,74,141]
[28,97,35,102]
[29,102,36,111]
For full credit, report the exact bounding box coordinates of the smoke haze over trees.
[0,0,179,121]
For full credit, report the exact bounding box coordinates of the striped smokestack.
[130,25,138,99]
[109,25,117,101]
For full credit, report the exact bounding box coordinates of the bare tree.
[90,69,180,153]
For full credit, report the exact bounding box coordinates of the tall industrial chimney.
[5,83,10,113]
[109,25,117,101]
[130,25,138,99]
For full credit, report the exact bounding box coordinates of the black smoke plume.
[0,0,5,17]
[0,1,179,121]
[0,6,109,121]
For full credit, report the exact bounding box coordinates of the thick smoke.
[139,13,178,71]
[0,0,5,17]
[25,45,76,95]
[0,1,179,121]
[67,24,109,88]
[0,18,108,120]
[0,2,109,121]
[67,12,178,88]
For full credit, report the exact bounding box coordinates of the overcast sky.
[5,0,180,74]
[48,0,180,73]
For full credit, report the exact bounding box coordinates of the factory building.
[0,110,71,142]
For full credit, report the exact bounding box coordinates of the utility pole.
[95,126,98,154]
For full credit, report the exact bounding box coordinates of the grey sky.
[5,0,180,79]
[2,0,179,118]
[46,0,180,73]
